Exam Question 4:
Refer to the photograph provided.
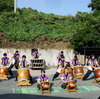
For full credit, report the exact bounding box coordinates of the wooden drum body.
[68,68,73,73]
[94,67,100,81]
[68,67,73,77]
[41,82,49,87]
[60,68,65,74]
[67,81,77,92]
[17,68,30,81]
[67,81,76,87]
[40,82,51,94]
[0,68,8,76]
[74,66,84,76]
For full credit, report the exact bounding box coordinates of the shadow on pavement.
[12,70,17,75]
[50,82,54,87]
[0,94,82,99]
[83,76,94,81]
[88,76,94,80]
[32,77,38,83]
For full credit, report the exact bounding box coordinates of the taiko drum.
[41,82,49,86]
[94,67,100,81]
[67,81,76,87]
[17,68,30,81]
[60,68,65,74]
[68,67,73,77]
[74,66,84,75]
[0,68,8,75]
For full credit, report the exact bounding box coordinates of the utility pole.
[14,0,17,13]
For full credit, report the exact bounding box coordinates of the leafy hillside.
[0,0,100,48]
[0,8,78,41]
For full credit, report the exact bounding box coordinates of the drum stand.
[0,75,8,80]
[92,79,100,84]
[75,75,84,79]
[17,80,32,86]
[30,59,46,69]
[40,85,51,94]
[66,84,77,93]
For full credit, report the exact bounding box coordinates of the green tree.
[70,12,100,48]
[0,0,14,12]
[88,0,100,11]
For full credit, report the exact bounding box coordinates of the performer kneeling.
[60,68,73,89]
[0,53,13,78]
[37,69,49,90]
[52,56,68,81]
[82,55,99,80]
[15,55,33,83]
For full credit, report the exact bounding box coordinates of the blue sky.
[17,0,91,16]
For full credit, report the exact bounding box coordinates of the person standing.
[82,55,99,80]
[32,49,41,59]
[57,51,65,62]
[12,51,20,69]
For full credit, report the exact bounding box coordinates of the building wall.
[0,49,74,67]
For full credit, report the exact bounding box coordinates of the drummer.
[98,61,100,66]
[52,56,68,81]
[82,55,99,81]
[70,55,80,68]
[37,69,49,90]
[57,51,65,62]
[11,50,20,69]
[15,55,33,83]
[60,68,73,89]
[32,49,41,59]
[0,53,13,78]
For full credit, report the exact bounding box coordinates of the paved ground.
[0,66,100,99]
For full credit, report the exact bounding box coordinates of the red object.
[0,68,8,75]
[74,66,84,75]
[94,68,100,80]
[41,82,49,86]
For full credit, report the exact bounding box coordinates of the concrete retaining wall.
[0,49,74,67]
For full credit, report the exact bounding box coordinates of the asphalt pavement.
[0,66,100,99]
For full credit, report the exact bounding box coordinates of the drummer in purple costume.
[15,55,33,83]
[19,55,29,68]
[52,56,68,81]
[32,49,41,59]
[83,55,99,81]
[37,69,49,90]
[0,53,13,78]
[60,68,73,89]
[70,55,80,68]
[57,51,65,62]
[12,51,20,69]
